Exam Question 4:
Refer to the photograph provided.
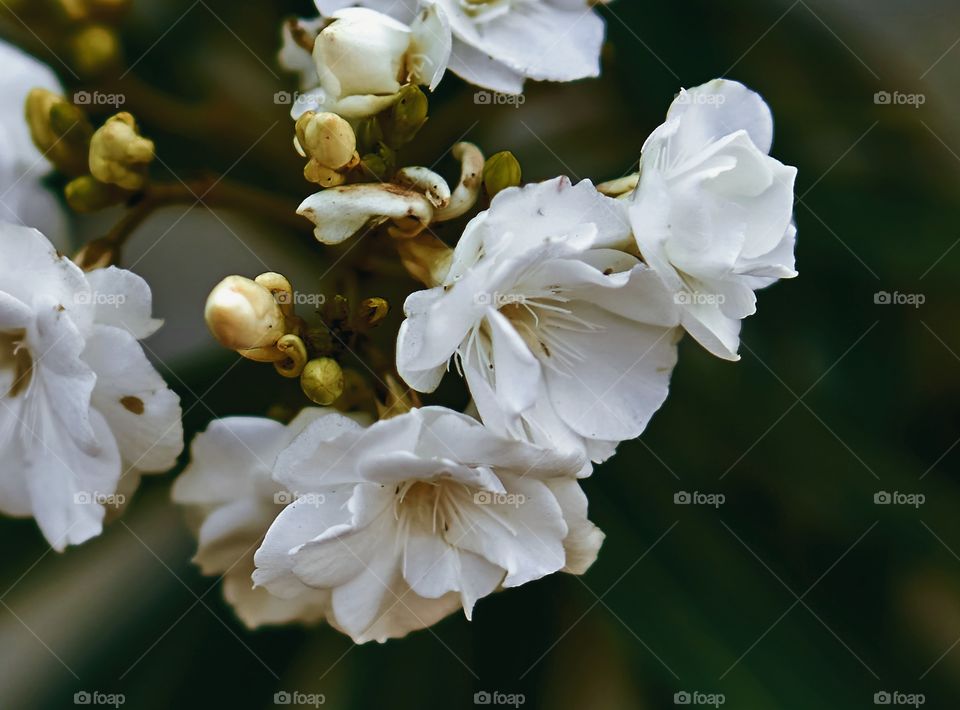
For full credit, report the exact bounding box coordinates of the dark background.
[1,0,959,708]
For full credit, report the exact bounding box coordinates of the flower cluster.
[0,2,797,648]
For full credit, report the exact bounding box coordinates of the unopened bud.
[59,0,131,21]
[304,161,347,188]
[70,24,121,77]
[483,150,521,198]
[379,85,428,149]
[25,89,93,176]
[300,358,344,405]
[205,276,286,352]
[89,112,154,190]
[65,175,129,212]
[296,111,357,170]
[360,297,389,327]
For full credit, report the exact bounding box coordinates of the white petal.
[446,38,525,95]
[83,324,183,473]
[667,79,775,156]
[298,184,434,245]
[409,0,452,90]
[85,266,163,339]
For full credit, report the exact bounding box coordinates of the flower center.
[394,479,462,534]
[0,330,32,398]
[495,291,598,371]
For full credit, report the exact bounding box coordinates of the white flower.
[253,406,602,643]
[0,40,69,242]
[396,177,681,471]
[0,223,182,550]
[172,411,332,628]
[283,4,451,119]
[313,0,606,95]
[627,79,798,360]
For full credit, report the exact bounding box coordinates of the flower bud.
[205,276,286,352]
[25,89,93,177]
[314,8,411,99]
[304,161,347,188]
[296,111,357,170]
[70,24,122,77]
[65,175,129,212]
[300,358,345,405]
[89,112,155,190]
[379,84,428,149]
[483,151,522,198]
[360,297,389,327]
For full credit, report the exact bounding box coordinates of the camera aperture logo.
[874,690,925,707]
[474,690,525,707]
[474,91,525,108]
[274,690,325,707]
[74,691,125,707]
[674,491,725,509]
[674,690,725,707]
[874,491,925,509]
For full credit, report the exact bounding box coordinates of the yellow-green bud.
[379,85,428,149]
[205,275,286,352]
[354,117,384,155]
[360,297,389,327]
[483,151,522,198]
[65,175,129,212]
[296,111,357,170]
[59,0,131,21]
[89,113,154,190]
[70,25,121,77]
[25,89,93,177]
[301,358,344,405]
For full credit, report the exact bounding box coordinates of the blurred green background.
[2,0,959,708]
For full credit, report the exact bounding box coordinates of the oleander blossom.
[627,79,798,360]
[396,177,682,471]
[172,411,332,628]
[282,3,451,119]
[311,0,606,94]
[0,222,182,550]
[0,39,69,241]
[253,406,603,643]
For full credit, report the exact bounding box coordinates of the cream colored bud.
[25,89,93,177]
[296,111,357,170]
[89,112,155,190]
[301,358,345,405]
[205,276,286,352]
[304,160,347,188]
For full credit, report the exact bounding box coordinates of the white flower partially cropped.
[253,406,603,643]
[0,223,182,550]
[172,412,331,628]
[0,40,69,242]
[314,0,606,95]
[282,3,451,119]
[396,177,682,471]
[628,79,798,360]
